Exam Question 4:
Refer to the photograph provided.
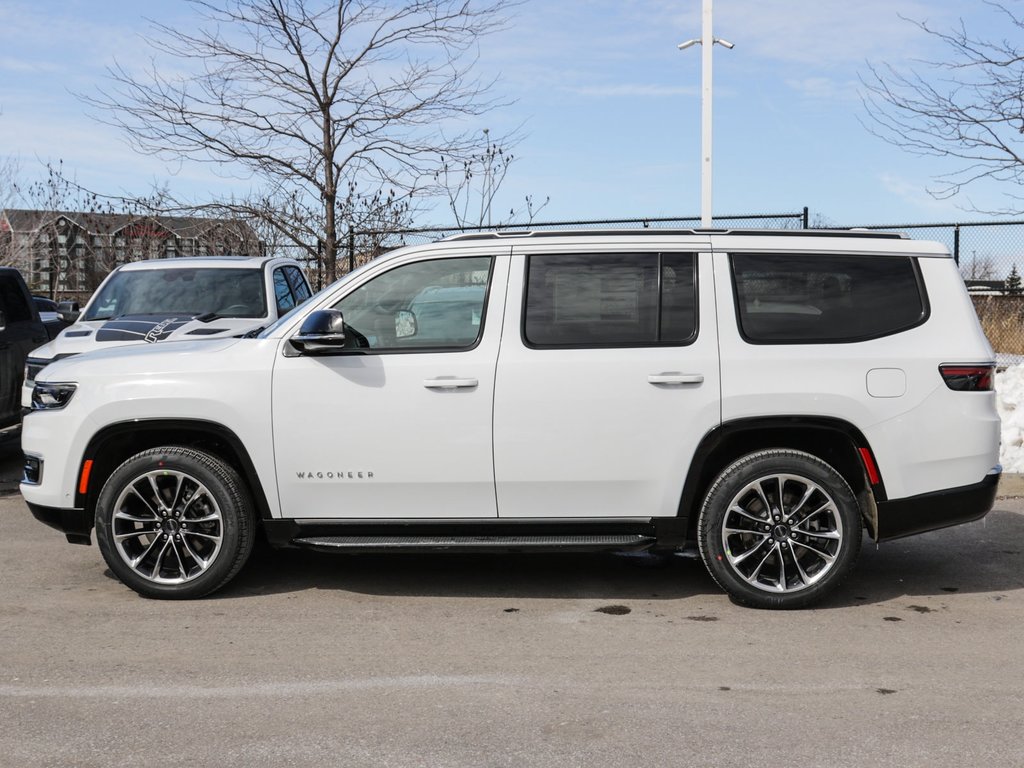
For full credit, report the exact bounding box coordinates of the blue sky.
[0,0,1018,227]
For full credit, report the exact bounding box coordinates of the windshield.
[83,268,267,321]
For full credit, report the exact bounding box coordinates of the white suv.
[19,230,1000,608]
[21,256,312,406]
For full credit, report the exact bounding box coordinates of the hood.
[31,314,266,360]
[39,336,246,380]
[93,313,259,343]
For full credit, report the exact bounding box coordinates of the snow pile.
[997,364,1024,472]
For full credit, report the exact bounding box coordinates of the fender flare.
[77,418,274,522]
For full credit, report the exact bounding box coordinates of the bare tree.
[435,127,549,229]
[246,182,413,288]
[961,250,998,281]
[83,0,516,282]
[11,162,112,297]
[0,155,19,268]
[861,5,1024,210]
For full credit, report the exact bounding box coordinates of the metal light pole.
[679,0,733,228]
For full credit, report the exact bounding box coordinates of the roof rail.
[441,228,908,242]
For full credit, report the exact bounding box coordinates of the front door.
[272,251,508,519]
[493,246,721,518]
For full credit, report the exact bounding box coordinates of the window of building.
[730,253,928,344]
[523,252,697,347]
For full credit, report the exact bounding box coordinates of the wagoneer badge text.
[295,471,375,479]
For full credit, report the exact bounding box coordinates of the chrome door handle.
[423,378,479,390]
[648,373,704,385]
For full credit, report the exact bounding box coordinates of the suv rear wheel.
[95,446,254,599]
[698,449,862,609]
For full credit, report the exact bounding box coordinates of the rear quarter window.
[731,252,928,344]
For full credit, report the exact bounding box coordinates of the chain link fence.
[332,209,810,282]
[275,210,1024,358]
[272,208,809,289]
[853,221,1024,357]
[350,209,811,254]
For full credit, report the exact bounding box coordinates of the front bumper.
[875,467,1000,541]
[25,501,92,545]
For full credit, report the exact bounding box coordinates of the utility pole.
[679,0,733,228]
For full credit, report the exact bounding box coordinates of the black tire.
[698,449,862,609]
[95,446,255,599]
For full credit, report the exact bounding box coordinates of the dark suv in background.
[0,269,47,439]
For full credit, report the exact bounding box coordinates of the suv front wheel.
[698,449,862,609]
[95,446,255,599]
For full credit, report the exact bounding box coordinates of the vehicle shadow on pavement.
[224,546,719,602]
[0,436,23,496]
[826,507,1024,607]
[216,508,1024,607]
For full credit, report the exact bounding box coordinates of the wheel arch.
[76,419,273,526]
[679,416,884,538]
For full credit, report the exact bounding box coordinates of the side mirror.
[0,309,6,332]
[58,301,80,324]
[395,309,417,340]
[289,309,348,355]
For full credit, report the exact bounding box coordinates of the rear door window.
[285,266,311,303]
[523,253,697,347]
[274,268,296,315]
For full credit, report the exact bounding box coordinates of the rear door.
[492,241,721,518]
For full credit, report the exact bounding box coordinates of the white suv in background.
[21,256,312,406]
[20,230,1000,608]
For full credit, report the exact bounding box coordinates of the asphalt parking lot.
[1,441,1023,767]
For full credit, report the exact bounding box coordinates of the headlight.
[24,357,50,384]
[31,382,77,410]
[25,354,77,385]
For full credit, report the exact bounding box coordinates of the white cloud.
[785,77,860,101]
[566,83,698,98]
[484,0,963,108]
[0,57,60,74]
[878,172,966,217]
[645,0,955,67]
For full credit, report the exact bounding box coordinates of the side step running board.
[292,534,656,554]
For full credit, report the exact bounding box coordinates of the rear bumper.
[25,501,92,545]
[875,468,1000,541]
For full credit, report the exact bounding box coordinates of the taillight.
[939,364,994,391]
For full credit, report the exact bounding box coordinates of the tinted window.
[524,253,696,347]
[274,268,296,315]
[285,266,311,302]
[0,275,31,323]
[333,257,492,350]
[731,253,927,343]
